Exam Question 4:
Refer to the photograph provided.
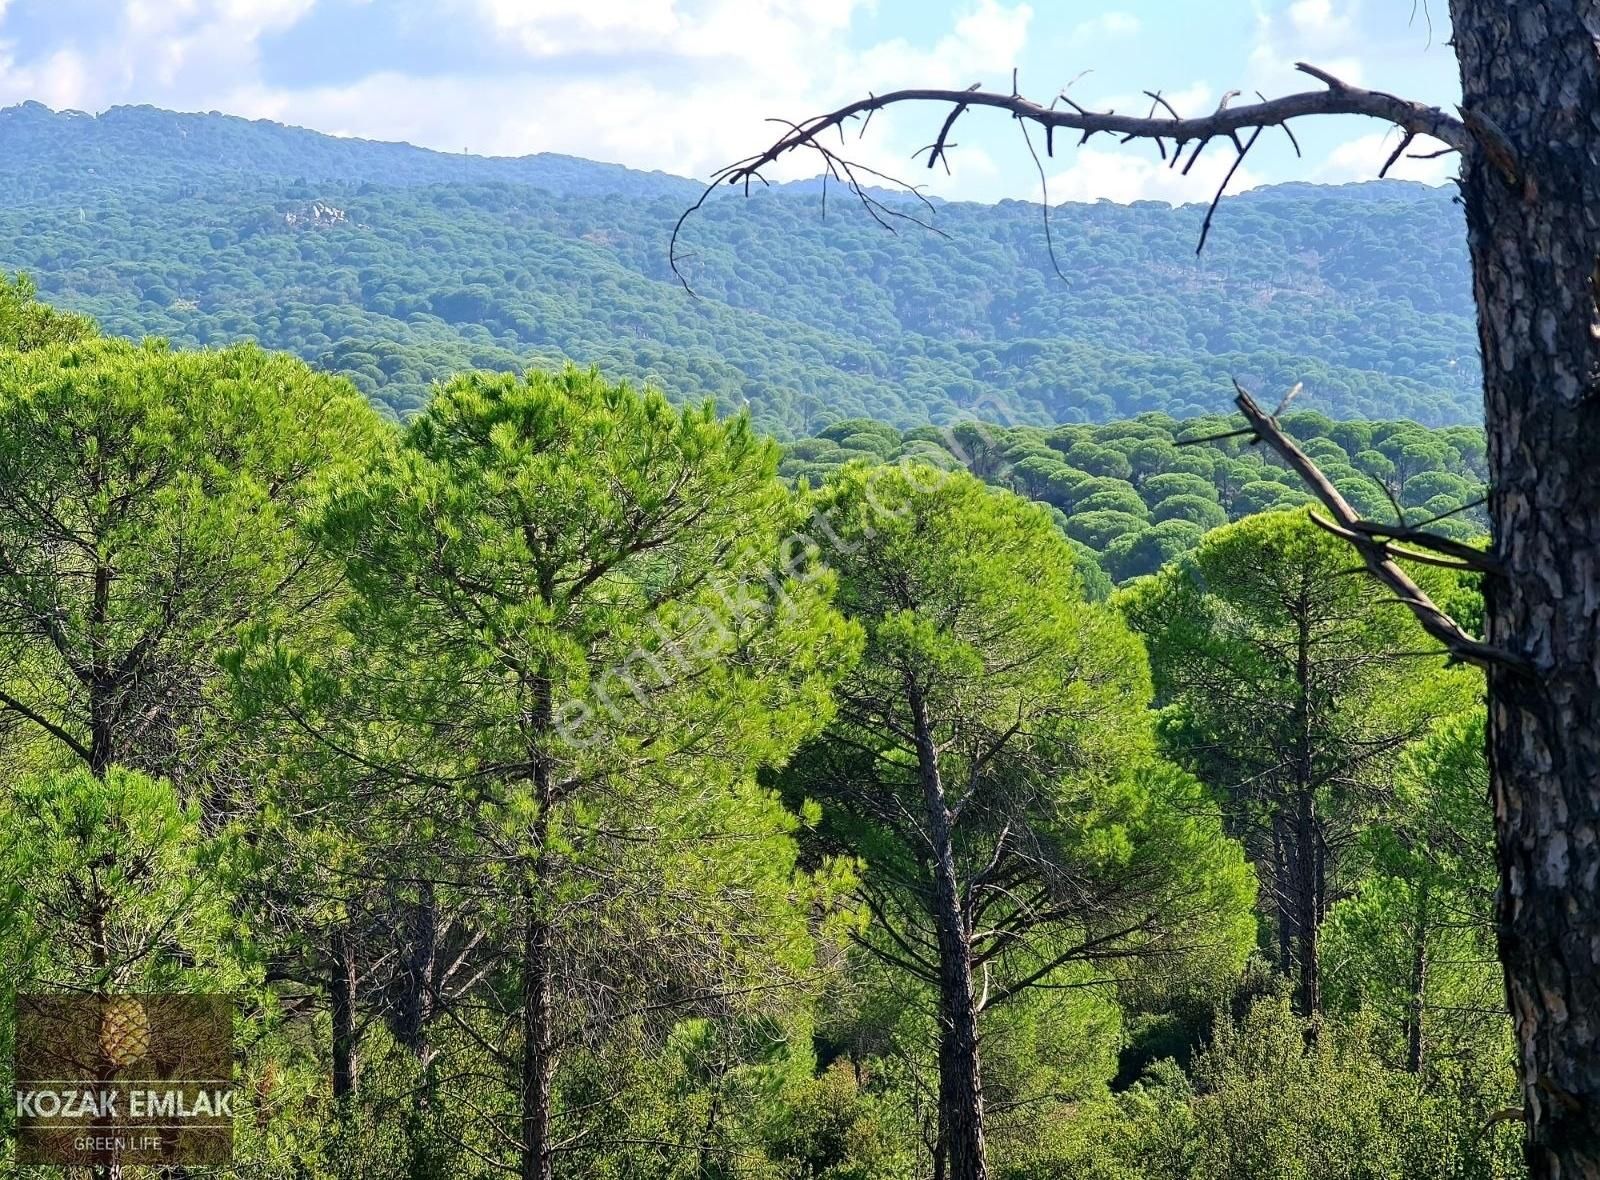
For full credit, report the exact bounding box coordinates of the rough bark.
[1272,814,1295,979]
[520,891,554,1180]
[1448,2,1600,1174]
[88,559,114,779]
[1293,789,1321,1019]
[1406,882,1429,1075]
[908,681,987,1180]
[519,674,558,1180]
[392,884,438,1065]
[331,927,359,1100]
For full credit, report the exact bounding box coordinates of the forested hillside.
[781,411,1487,585]
[0,102,1478,433]
[0,236,1520,1179]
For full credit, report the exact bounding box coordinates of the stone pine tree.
[1121,509,1476,1020]
[698,7,1600,1167]
[0,273,95,352]
[782,463,1254,1180]
[0,332,383,784]
[1324,710,1508,1078]
[252,367,858,1180]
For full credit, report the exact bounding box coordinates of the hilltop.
[0,103,1477,433]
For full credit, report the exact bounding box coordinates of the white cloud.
[1287,0,1353,38]
[477,0,678,55]
[1249,0,1366,93]
[1046,143,1264,205]
[477,0,853,59]
[1316,129,1455,185]
[0,0,320,109]
[1068,11,1139,42]
[198,0,1035,197]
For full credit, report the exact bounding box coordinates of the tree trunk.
[1406,881,1429,1075]
[331,926,359,1100]
[520,672,558,1180]
[908,681,987,1180]
[1291,610,1321,1019]
[1272,811,1295,979]
[393,884,438,1066]
[88,560,114,778]
[1293,788,1321,1019]
[1450,2,1600,1171]
[520,891,554,1180]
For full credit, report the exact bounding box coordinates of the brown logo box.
[13,993,234,1167]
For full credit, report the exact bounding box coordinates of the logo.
[13,993,235,1167]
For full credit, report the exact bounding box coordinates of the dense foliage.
[0,103,1478,432]
[781,411,1488,585]
[0,214,1518,1178]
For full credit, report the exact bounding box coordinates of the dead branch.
[1232,383,1526,672]
[1344,518,1505,576]
[672,62,1468,288]
[1197,126,1263,254]
[1380,130,1418,178]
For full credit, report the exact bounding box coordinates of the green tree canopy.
[783,462,1253,1180]
[0,337,383,780]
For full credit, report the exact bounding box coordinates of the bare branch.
[1198,126,1263,255]
[1344,518,1504,575]
[712,64,1466,178]
[1312,512,1480,572]
[1380,130,1418,178]
[1143,90,1181,121]
[1231,383,1526,672]
[673,62,1468,283]
[1175,425,1257,447]
[0,688,91,764]
[1017,119,1067,282]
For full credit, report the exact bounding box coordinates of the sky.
[0,0,1465,204]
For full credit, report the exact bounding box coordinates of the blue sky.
[0,0,1464,203]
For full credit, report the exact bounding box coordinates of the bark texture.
[520,677,558,1180]
[1451,2,1600,1173]
[331,927,359,1101]
[910,682,987,1180]
[520,897,554,1180]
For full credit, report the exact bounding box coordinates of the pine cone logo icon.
[99,997,152,1068]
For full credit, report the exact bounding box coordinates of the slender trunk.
[88,899,119,1180]
[1406,881,1429,1075]
[694,1078,723,1179]
[908,681,987,1180]
[1450,3,1600,1171]
[89,560,114,778]
[520,672,557,1180]
[1273,808,1296,979]
[520,885,554,1180]
[1291,607,1320,1019]
[331,927,359,1100]
[85,562,118,1180]
[394,883,438,1066]
[1293,788,1320,1020]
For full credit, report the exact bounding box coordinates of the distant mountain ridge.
[0,102,1478,434]
[0,101,701,201]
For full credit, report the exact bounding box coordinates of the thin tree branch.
[1231,383,1526,673]
[674,62,1467,284]
[0,688,91,764]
